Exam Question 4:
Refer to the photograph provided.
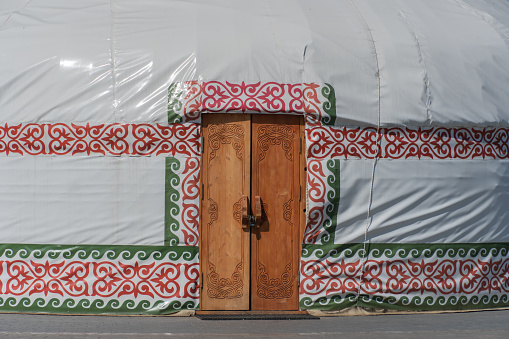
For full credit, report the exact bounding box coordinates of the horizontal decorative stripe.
[0,298,197,315]
[300,294,509,311]
[0,123,200,156]
[300,243,509,311]
[168,81,336,125]
[0,244,198,315]
[301,243,509,259]
[0,244,199,261]
[307,126,509,160]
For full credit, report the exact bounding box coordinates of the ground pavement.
[0,309,508,338]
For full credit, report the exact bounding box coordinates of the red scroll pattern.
[307,126,509,160]
[181,157,200,246]
[300,257,509,296]
[202,82,303,113]
[178,81,322,120]
[304,160,326,244]
[0,123,200,156]
[4,259,199,299]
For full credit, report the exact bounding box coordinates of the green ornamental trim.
[321,83,336,126]
[168,83,184,123]
[0,298,198,315]
[320,159,340,245]
[165,157,182,246]
[301,294,509,311]
[0,243,198,261]
[301,242,509,259]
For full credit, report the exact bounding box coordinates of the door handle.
[241,195,249,229]
[254,196,262,228]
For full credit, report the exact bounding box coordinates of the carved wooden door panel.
[200,114,251,310]
[201,113,303,311]
[250,114,302,310]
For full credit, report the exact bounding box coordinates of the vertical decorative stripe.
[320,160,340,244]
[164,157,200,246]
[165,157,181,246]
[321,84,336,126]
[303,159,340,245]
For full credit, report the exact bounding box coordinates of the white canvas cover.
[0,0,508,314]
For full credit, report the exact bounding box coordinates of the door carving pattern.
[206,197,245,299]
[208,124,245,161]
[206,198,218,228]
[207,262,244,299]
[232,197,243,225]
[256,263,293,299]
[257,125,294,161]
[283,199,293,227]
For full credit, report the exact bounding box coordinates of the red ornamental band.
[300,257,509,296]
[177,81,322,121]
[1,259,199,299]
[0,123,200,156]
[307,126,509,160]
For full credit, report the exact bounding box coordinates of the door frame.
[198,113,307,311]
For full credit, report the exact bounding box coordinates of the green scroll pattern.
[165,157,182,246]
[321,83,336,126]
[301,243,509,260]
[300,294,509,311]
[0,243,198,261]
[319,159,340,245]
[0,298,198,315]
[168,83,183,123]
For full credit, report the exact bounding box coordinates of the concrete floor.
[0,309,508,338]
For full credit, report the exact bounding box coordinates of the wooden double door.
[200,113,305,311]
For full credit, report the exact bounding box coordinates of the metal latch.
[248,215,256,228]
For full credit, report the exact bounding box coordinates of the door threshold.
[196,310,309,315]
[195,310,317,320]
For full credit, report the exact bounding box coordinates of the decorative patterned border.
[304,159,340,245]
[165,157,200,246]
[307,126,509,160]
[300,243,509,311]
[168,81,337,126]
[0,123,200,157]
[0,244,198,314]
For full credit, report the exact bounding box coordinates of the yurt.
[1,0,509,315]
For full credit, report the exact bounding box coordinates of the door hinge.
[201,275,203,289]
[201,136,204,154]
[299,137,302,154]
[201,184,204,200]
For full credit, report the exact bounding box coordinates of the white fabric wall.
[337,159,509,243]
[1,0,508,126]
[0,157,165,245]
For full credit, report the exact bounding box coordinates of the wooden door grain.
[250,114,301,310]
[200,114,251,310]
